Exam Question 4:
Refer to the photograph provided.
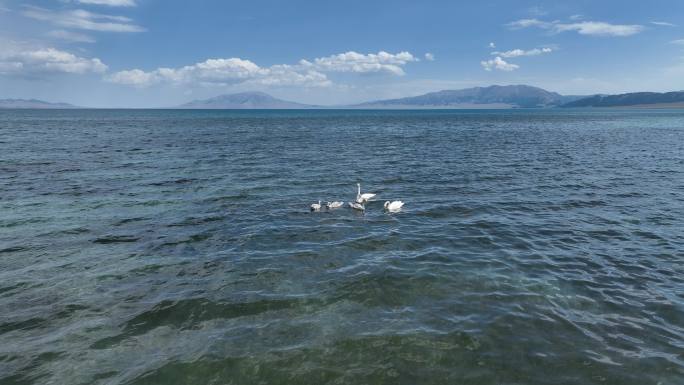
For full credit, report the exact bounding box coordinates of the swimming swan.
[356,183,376,204]
[310,201,323,211]
[349,202,365,211]
[326,201,344,209]
[384,201,404,212]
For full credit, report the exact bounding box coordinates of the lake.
[1,109,683,384]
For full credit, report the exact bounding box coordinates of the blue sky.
[1,0,683,107]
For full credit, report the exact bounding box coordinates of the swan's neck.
[357,184,361,196]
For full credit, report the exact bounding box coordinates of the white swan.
[326,201,344,209]
[384,201,404,212]
[310,201,323,211]
[356,183,376,204]
[349,202,365,211]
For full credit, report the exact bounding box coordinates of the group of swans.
[310,200,345,211]
[311,183,404,213]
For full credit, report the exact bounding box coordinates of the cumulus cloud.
[107,51,418,87]
[105,69,156,85]
[492,47,554,58]
[489,42,496,48]
[75,0,137,6]
[424,53,435,61]
[508,18,643,37]
[305,51,418,76]
[481,56,519,71]
[107,58,331,87]
[0,46,107,75]
[23,6,145,32]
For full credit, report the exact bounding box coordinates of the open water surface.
[1,109,683,384]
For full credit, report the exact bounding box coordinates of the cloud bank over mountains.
[107,51,421,88]
[481,57,519,72]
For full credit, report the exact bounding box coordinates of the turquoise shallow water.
[1,109,683,384]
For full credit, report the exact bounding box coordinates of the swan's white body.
[356,183,376,204]
[349,202,365,211]
[326,201,344,209]
[384,200,404,212]
[310,201,323,211]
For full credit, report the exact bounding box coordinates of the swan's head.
[384,201,390,208]
[357,183,360,187]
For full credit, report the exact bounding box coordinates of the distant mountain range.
[5,87,684,109]
[181,87,684,109]
[0,99,77,109]
[179,92,314,109]
[355,85,585,108]
[177,86,587,109]
[562,91,684,108]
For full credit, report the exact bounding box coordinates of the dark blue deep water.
[1,109,683,385]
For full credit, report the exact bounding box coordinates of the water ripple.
[1,109,683,384]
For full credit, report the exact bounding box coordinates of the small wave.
[0,246,27,253]
[92,235,140,244]
[113,217,148,226]
[90,297,304,349]
[148,178,197,187]
[167,215,225,227]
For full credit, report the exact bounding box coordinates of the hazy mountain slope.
[562,92,684,107]
[0,99,77,109]
[356,85,582,108]
[179,92,314,109]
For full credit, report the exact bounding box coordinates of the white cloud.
[424,52,435,61]
[509,18,548,29]
[75,0,137,6]
[0,47,107,75]
[105,69,157,85]
[556,21,644,36]
[651,21,676,27]
[107,51,418,88]
[481,56,519,71]
[671,39,684,45]
[23,6,145,32]
[306,51,418,76]
[509,18,643,37]
[492,47,554,58]
[48,30,96,43]
[107,58,331,87]
[489,42,496,48]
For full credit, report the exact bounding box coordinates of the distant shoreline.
[4,86,684,110]
[3,105,684,110]
[606,102,684,109]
